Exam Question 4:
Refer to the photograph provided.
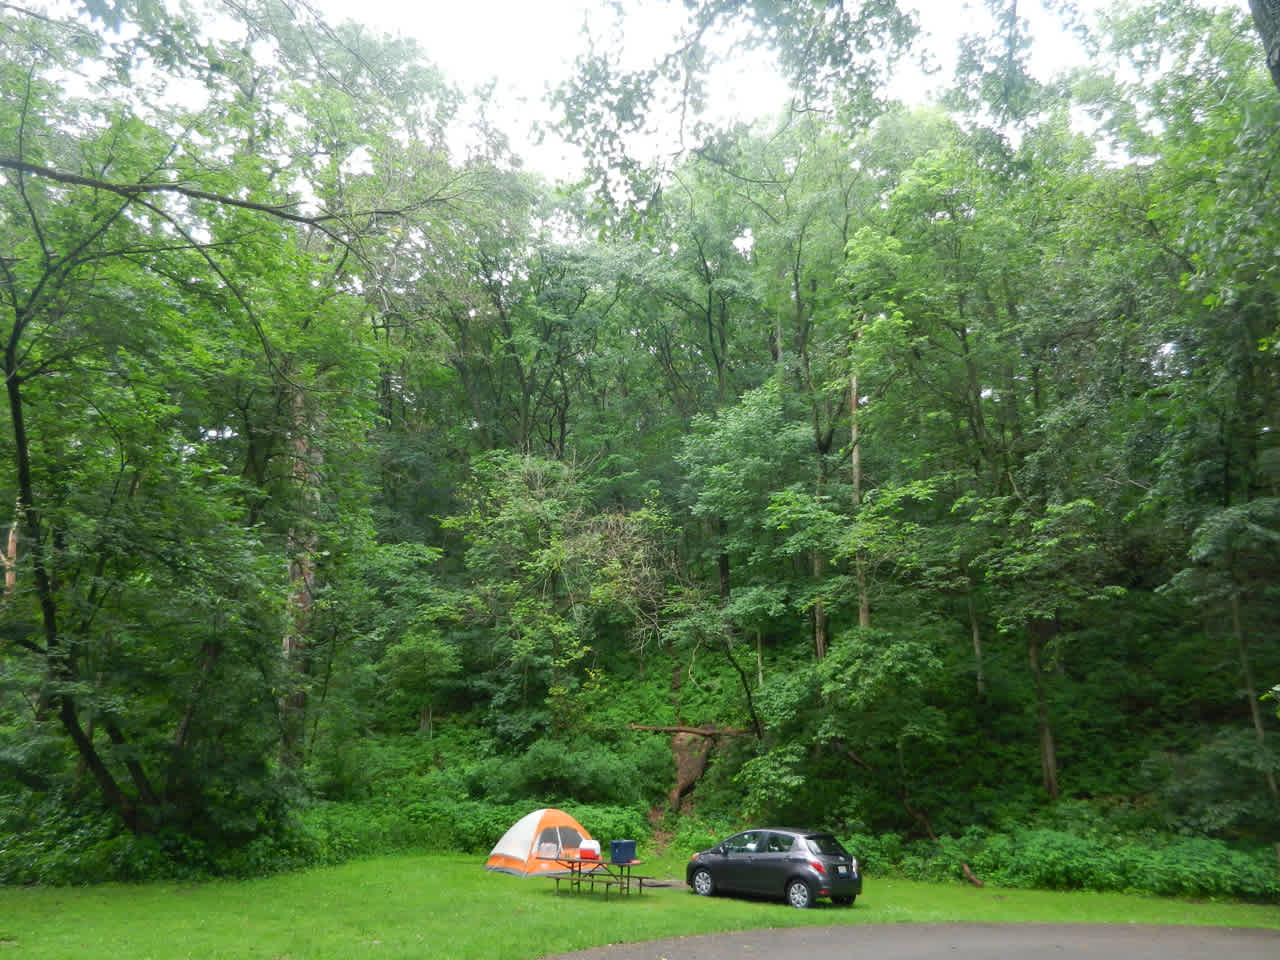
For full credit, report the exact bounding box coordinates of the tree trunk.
[812,437,833,660]
[668,731,714,808]
[1027,620,1060,799]
[716,516,731,600]
[103,716,160,808]
[1231,593,1280,799]
[966,574,986,696]
[280,387,320,767]
[812,564,828,661]
[7,340,140,831]
[1250,0,1280,92]
[720,635,764,738]
[420,704,433,737]
[628,723,752,735]
[174,641,221,752]
[61,697,141,831]
[2,517,16,596]
[851,374,871,628]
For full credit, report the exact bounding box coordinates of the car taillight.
[809,860,825,874]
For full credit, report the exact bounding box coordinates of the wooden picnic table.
[536,856,651,898]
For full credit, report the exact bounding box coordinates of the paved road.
[540,924,1280,960]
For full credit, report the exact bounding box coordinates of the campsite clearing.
[1,854,1276,960]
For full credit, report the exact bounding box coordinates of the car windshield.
[804,834,850,857]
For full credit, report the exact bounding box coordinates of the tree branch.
[0,156,452,232]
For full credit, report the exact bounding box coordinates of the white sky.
[315,0,1106,177]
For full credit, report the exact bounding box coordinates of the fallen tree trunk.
[628,724,750,810]
[626,723,749,736]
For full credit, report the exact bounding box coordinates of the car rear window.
[804,834,850,857]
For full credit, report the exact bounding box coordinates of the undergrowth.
[4,790,1278,904]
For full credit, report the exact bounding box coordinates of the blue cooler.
[610,839,636,864]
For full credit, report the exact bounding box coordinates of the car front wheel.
[785,879,813,909]
[691,867,715,896]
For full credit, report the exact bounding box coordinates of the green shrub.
[958,828,1280,901]
[295,797,651,865]
[669,813,743,857]
[0,793,277,884]
[802,820,1279,903]
[565,803,650,850]
[0,796,118,884]
[841,831,906,875]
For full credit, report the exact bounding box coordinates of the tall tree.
[0,0,460,837]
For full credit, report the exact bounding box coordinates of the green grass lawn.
[0,854,1277,960]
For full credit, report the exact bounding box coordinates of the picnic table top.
[535,856,644,867]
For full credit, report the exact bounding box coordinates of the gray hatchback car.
[686,827,861,908]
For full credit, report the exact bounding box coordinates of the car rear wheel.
[691,867,715,896]
[833,895,856,906]
[785,878,813,909]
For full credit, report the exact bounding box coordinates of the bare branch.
[2,155,328,224]
[1,156,458,235]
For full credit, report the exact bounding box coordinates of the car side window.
[727,831,762,853]
[765,833,793,853]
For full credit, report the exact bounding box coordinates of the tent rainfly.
[484,808,593,876]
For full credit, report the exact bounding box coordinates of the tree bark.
[1250,0,1280,92]
[2,517,16,596]
[668,731,714,807]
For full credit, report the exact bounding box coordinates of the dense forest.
[1,0,1278,897]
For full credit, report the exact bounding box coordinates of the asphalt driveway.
[539,924,1280,960]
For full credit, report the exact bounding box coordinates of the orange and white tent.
[484,808,594,876]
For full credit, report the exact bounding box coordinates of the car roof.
[753,827,831,837]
